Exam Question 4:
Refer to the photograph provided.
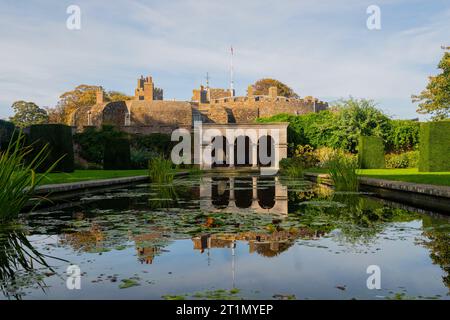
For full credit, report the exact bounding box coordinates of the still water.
[1,174,449,300]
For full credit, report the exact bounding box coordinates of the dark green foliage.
[103,137,131,170]
[419,121,450,172]
[358,136,385,169]
[130,133,174,168]
[0,120,16,151]
[279,158,303,178]
[27,124,74,172]
[73,125,126,164]
[74,127,173,169]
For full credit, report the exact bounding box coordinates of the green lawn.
[358,168,450,186]
[306,168,450,187]
[38,169,148,185]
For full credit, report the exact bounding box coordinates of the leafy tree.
[332,98,391,152]
[54,84,99,124]
[107,91,133,102]
[258,97,394,153]
[48,85,133,124]
[412,47,450,120]
[386,120,419,152]
[252,78,299,98]
[9,101,48,128]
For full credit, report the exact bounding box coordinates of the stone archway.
[234,135,252,167]
[257,135,275,167]
[211,136,229,167]
[196,123,288,172]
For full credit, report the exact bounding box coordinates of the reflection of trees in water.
[294,194,419,245]
[60,223,104,253]
[287,184,333,213]
[421,216,450,291]
[0,225,64,299]
[149,182,197,210]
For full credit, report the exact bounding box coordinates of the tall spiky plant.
[0,132,59,221]
[148,156,174,184]
[327,151,359,192]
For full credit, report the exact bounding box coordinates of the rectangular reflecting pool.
[1,174,450,300]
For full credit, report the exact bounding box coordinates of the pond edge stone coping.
[304,172,450,199]
[33,172,189,195]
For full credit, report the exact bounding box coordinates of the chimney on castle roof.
[268,86,278,98]
[96,87,104,104]
[247,85,254,97]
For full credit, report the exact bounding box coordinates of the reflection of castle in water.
[200,176,288,215]
[192,231,307,257]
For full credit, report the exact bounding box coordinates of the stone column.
[252,176,258,199]
[228,140,235,168]
[251,141,258,168]
[229,177,235,200]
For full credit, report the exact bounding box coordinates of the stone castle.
[70,75,328,134]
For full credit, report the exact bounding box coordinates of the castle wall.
[197,96,328,123]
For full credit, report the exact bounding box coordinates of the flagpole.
[230,46,234,96]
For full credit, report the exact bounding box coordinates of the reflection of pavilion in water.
[192,230,311,257]
[200,176,288,215]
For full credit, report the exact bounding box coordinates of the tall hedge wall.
[27,124,75,173]
[358,135,385,169]
[0,120,16,151]
[103,137,131,170]
[419,122,450,172]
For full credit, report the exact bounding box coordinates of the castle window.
[125,112,131,126]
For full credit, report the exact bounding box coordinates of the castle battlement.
[70,74,329,132]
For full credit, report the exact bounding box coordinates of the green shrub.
[358,135,385,169]
[131,133,174,158]
[279,158,303,178]
[419,121,450,172]
[386,120,420,152]
[74,125,126,165]
[385,151,419,168]
[0,120,16,151]
[0,133,58,221]
[149,156,174,183]
[314,147,356,169]
[293,144,319,168]
[27,124,74,172]
[327,151,359,192]
[130,147,158,169]
[103,137,131,170]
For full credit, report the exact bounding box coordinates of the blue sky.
[0,0,449,120]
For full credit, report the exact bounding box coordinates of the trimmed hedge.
[103,137,131,170]
[419,122,450,172]
[358,135,385,169]
[0,120,16,151]
[27,124,75,173]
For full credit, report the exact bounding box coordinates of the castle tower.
[96,87,104,104]
[268,86,278,98]
[247,85,254,97]
[135,75,154,101]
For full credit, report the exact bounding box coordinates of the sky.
[0,0,449,120]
